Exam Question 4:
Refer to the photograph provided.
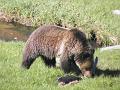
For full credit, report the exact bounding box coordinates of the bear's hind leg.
[22,47,38,69]
[22,56,36,69]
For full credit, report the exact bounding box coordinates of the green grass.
[0,41,120,90]
[0,0,120,45]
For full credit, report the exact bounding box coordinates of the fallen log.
[100,45,120,52]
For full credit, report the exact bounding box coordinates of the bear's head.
[74,49,96,77]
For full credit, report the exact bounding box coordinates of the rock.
[0,12,4,16]
[112,10,120,15]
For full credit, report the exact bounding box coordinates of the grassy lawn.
[0,0,120,89]
[0,41,120,90]
[0,0,120,45]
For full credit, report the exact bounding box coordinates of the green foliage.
[0,0,120,45]
[0,41,120,90]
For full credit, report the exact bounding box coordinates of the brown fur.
[22,25,94,76]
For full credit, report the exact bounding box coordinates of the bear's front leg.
[60,55,71,74]
[70,61,82,76]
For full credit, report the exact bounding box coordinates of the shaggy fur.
[22,25,94,76]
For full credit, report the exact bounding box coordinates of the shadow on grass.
[95,68,120,77]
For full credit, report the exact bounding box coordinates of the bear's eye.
[82,52,90,59]
[85,67,92,71]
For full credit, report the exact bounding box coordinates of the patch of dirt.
[0,12,12,22]
[0,11,33,26]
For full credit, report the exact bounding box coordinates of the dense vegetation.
[0,0,120,45]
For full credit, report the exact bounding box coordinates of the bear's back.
[26,25,89,55]
[29,25,86,41]
[33,25,70,37]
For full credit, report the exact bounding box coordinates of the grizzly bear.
[22,25,95,77]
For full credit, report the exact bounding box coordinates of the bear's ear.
[88,30,97,49]
[90,49,95,55]
[89,30,97,42]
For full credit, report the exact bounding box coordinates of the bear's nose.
[83,70,92,78]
